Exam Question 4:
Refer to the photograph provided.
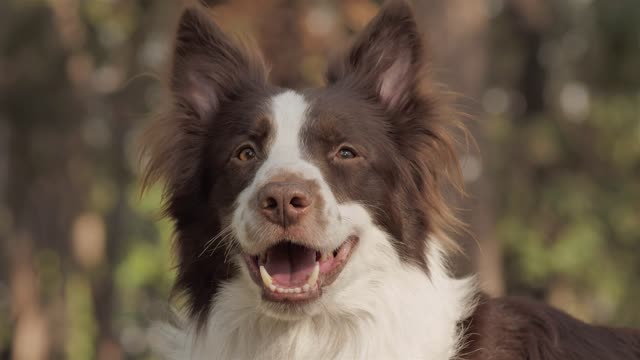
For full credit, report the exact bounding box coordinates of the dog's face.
[143,2,461,323]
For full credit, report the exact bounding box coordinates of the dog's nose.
[257,182,312,227]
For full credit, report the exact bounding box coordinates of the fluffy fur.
[153,219,475,359]
[143,1,640,359]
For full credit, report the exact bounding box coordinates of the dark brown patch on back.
[460,295,640,360]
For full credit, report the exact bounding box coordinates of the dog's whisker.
[199,226,233,258]
[206,231,236,258]
[223,240,240,264]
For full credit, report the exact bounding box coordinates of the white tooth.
[269,284,276,292]
[276,287,285,293]
[321,252,329,262]
[302,284,310,292]
[294,287,301,294]
[259,265,272,287]
[306,261,320,287]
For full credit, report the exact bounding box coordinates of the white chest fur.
[151,240,476,360]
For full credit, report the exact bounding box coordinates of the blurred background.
[1,0,639,359]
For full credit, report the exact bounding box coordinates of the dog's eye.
[337,147,357,160]
[237,146,257,161]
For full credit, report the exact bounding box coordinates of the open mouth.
[243,236,358,303]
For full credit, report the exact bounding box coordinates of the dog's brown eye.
[237,146,257,161]
[337,147,357,160]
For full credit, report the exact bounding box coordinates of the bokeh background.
[1,0,639,359]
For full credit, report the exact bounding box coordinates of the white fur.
[151,202,475,359]
[233,90,348,255]
[151,90,477,359]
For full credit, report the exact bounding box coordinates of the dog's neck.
[153,242,476,360]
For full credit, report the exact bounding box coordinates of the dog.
[142,1,640,359]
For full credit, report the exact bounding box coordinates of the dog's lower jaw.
[150,223,477,360]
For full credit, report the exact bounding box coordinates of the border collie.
[142,1,640,359]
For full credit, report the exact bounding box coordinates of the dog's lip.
[242,236,359,303]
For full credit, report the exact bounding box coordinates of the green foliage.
[115,193,174,300]
[491,0,640,324]
[65,274,97,360]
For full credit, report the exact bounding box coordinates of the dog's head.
[143,1,463,325]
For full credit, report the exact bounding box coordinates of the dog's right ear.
[171,7,267,119]
[140,7,268,199]
[326,1,423,113]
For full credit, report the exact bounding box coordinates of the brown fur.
[140,1,467,322]
[317,0,467,268]
[140,1,640,356]
[460,295,640,360]
[141,7,279,325]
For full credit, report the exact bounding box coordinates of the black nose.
[257,182,312,227]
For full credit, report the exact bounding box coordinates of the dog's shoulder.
[458,295,640,360]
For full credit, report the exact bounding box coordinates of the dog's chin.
[242,236,358,316]
[257,297,326,320]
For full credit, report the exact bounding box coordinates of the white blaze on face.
[263,91,306,168]
[231,90,347,253]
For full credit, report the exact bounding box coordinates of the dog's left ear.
[327,1,422,111]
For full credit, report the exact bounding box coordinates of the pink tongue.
[265,242,317,286]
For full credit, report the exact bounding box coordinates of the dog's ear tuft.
[171,7,267,119]
[327,1,422,111]
[141,7,268,205]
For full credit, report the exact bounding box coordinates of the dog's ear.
[171,7,267,119]
[327,1,422,111]
[141,7,268,211]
